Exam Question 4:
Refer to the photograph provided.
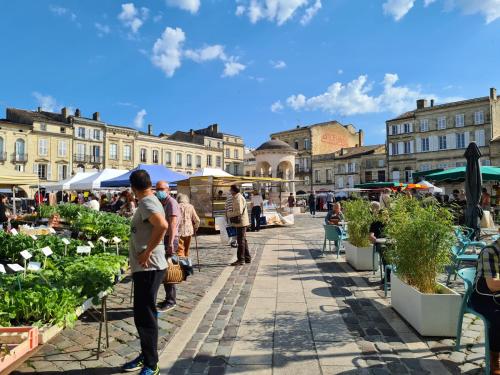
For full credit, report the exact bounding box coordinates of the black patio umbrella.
[464,142,483,240]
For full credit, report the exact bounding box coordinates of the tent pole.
[12,185,16,217]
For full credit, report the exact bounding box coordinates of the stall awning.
[100,164,187,188]
[44,172,98,192]
[70,169,128,190]
[354,182,406,189]
[0,168,39,186]
[425,166,500,182]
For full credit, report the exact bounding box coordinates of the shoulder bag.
[165,255,185,284]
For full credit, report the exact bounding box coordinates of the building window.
[165,152,172,165]
[438,135,447,150]
[38,139,48,156]
[93,129,101,140]
[437,117,447,130]
[294,139,299,149]
[437,163,448,170]
[140,148,147,163]
[420,119,429,132]
[456,161,466,167]
[233,164,239,175]
[123,145,132,161]
[225,148,230,158]
[216,156,221,168]
[76,143,85,161]
[60,127,66,133]
[391,143,398,155]
[304,138,310,150]
[110,144,118,160]
[347,163,355,173]
[186,154,192,167]
[152,150,159,164]
[176,153,183,167]
[378,170,385,182]
[482,159,491,166]
[337,176,343,188]
[57,140,67,157]
[391,125,398,135]
[40,123,47,131]
[456,133,466,149]
[37,163,48,180]
[420,164,431,172]
[91,145,101,162]
[326,169,332,183]
[476,129,485,146]
[404,169,413,183]
[234,149,239,159]
[474,111,484,125]
[196,155,202,168]
[455,114,465,127]
[77,127,85,138]
[404,141,411,154]
[378,159,385,168]
[315,170,320,183]
[421,137,430,152]
[15,164,24,172]
[58,164,68,180]
[392,170,400,182]
[217,142,221,149]
[403,123,411,133]
[207,155,212,167]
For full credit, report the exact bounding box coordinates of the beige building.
[243,148,256,177]
[72,110,106,172]
[387,89,500,183]
[270,120,364,192]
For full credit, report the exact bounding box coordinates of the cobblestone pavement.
[12,214,489,374]
[12,234,234,374]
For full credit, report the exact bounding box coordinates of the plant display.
[385,196,454,293]
[343,199,374,248]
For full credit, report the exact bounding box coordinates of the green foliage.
[37,205,58,219]
[385,196,454,294]
[343,199,373,248]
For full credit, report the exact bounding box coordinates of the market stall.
[100,164,186,188]
[70,169,128,190]
[44,172,97,192]
[0,168,39,216]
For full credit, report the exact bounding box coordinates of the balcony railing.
[0,152,6,161]
[73,154,103,163]
[296,167,311,173]
[12,153,28,162]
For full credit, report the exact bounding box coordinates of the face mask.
[156,191,168,200]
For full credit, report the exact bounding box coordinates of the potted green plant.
[343,199,379,271]
[386,196,461,337]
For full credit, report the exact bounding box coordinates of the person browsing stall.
[250,191,264,232]
[227,184,251,266]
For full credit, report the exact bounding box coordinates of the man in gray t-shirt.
[122,170,168,375]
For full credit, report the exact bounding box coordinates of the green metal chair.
[446,228,485,286]
[455,267,490,375]
[322,225,344,258]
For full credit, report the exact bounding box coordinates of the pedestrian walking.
[308,191,316,216]
[122,170,168,375]
[250,191,263,232]
[226,184,251,266]
[287,193,295,208]
[326,190,334,212]
[176,193,200,257]
[155,181,180,313]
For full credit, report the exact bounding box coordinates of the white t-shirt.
[251,195,263,207]
[86,200,100,211]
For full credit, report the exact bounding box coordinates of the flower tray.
[0,327,39,373]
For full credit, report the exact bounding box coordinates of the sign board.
[77,246,91,254]
[7,264,24,272]
[20,250,32,260]
[0,264,5,274]
[98,236,108,243]
[41,246,53,256]
[88,241,95,248]
[27,262,41,272]
[30,234,38,240]
[61,238,71,245]
[112,237,122,243]
[10,228,18,236]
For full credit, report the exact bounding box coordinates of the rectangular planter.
[0,327,39,373]
[345,242,379,271]
[391,273,462,337]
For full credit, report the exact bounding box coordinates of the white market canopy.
[418,180,443,194]
[190,168,233,178]
[0,167,39,186]
[70,169,128,190]
[44,172,97,192]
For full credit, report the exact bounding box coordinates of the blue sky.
[1,0,499,148]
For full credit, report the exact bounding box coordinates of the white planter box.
[391,273,461,337]
[345,242,379,271]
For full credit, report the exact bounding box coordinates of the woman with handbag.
[176,193,200,257]
[470,240,500,374]
[226,185,251,266]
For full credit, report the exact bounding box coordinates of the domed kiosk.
[253,138,297,198]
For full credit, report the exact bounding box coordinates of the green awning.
[412,169,444,180]
[425,166,500,182]
[354,182,406,189]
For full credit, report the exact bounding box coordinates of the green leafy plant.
[343,199,373,248]
[385,196,454,294]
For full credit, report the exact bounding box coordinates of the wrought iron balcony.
[0,152,7,161]
[73,154,103,163]
[12,153,28,162]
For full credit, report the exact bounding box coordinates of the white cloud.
[185,45,226,62]
[118,3,149,33]
[240,0,321,25]
[223,58,246,77]
[49,5,78,24]
[95,22,111,37]
[153,13,163,22]
[300,0,322,25]
[32,92,61,112]
[281,73,444,116]
[423,0,436,6]
[271,101,284,112]
[134,109,147,128]
[151,27,186,77]
[383,0,415,21]
[166,0,201,13]
[337,69,343,75]
[271,60,287,69]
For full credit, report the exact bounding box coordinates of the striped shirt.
[476,240,500,287]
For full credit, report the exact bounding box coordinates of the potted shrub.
[386,196,461,337]
[343,199,379,271]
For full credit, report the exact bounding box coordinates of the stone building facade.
[386,89,500,182]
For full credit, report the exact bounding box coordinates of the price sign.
[77,246,91,254]
[41,247,53,256]
[61,238,71,245]
[112,237,122,243]
[0,264,5,274]
[27,262,41,272]
[49,227,56,234]
[88,241,95,248]
[7,264,24,272]
[20,250,32,260]
[98,237,108,243]
[10,228,18,236]
[30,234,38,240]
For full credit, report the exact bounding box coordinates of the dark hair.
[130,170,152,191]
[482,188,487,193]
[0,194,5,201]
[230,184,240,194]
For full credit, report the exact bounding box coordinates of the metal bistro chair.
[322,225,344,259]
[455,267,490,375]
[446,229,485,285]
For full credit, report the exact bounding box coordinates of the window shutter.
[447,133,456,149]
[388,143,393,156]
[397,124,401,134]
[398,142,404,154]
[388,126,392,135]
[47,164,52,180]
[32,163,38,174]
[475,130,482,146]
[409,123,413,133]
[410,140,414,154]
[415,137,421,153]
[464,131,470,146]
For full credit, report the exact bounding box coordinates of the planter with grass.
[386,197,461,337]
[343,199,379,271]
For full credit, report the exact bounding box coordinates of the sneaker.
[157,301,176,312]
[230,261,244,266]
[139,365,160,375]
[245,259,251,264]
[123,354,144,372]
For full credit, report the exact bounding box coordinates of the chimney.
[416,99,428,109]
[37,106,42,112]
[92,112,100,121]
[358,129,364,146]
[190,129,195,136]
[61,107,69,118]
[75,108,81,117]
[430,99,434,107]
[147,124,153,135]
[490,87,497,100]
